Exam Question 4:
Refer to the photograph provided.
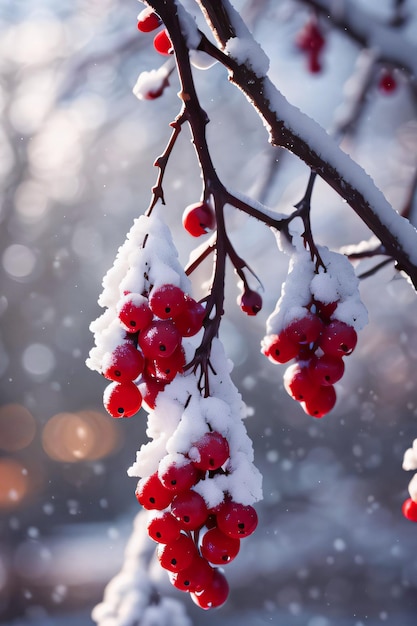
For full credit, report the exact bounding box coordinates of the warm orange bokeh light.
[0,458,30,508]
[0,403,37,452]
[42,409,120,463]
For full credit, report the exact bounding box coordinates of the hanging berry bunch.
[262,235,368,418]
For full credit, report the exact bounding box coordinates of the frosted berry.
[402,498,417,522]
[136,472,173,510]
[312,299,337,322]
[138,374,166,409]
[137,7,162,32]
[147,512,182,543]
[153,29,172,56]
[173,296,206,337]
[102,343,144,382]
[201,527,240,565]
[159,458,199,493]
[171,490,208,530]
[190,431,230,471]
[153,346,185,382]
[308,354,345,386]
[216,500,258,539]
[301,384,337,418]
[191,569,229,610]
[284,363,320,402]
[171,556,214,592]
[139,319,182,359]
[261,332,300,364]
[238,288,262,316]
[157,534,197,572]
[117,293,153,333]
[284,312,324,345]
[319,320,357,357]
[182,201,215,237]
[149,284,186,319]
[103,381,142,418]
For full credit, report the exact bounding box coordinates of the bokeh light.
[0,403,37,452]
[42,409,121,463]
[0,458,30,509]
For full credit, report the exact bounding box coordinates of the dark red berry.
[138,374,166,409]
[159,458,199,493]
[153,29,172,56]
[147,511,182,543]
[149,284,186,319]
[138,319,182,359]
[153,346,185,382]
[117,294,153,333]
[261,332,300,364]
[190,431,230,471]
[308,354,345,386]
[182,201,215,237]
[319,320,357,357]
[284,363,320,402]
[171,490,209,530]
[201,527,240,565]
[238,289,262,316]
[190,569,229,610]
[284,312,324,345]
[216,500,258,539]
[173,296,206,337]
[102,343,144,382]
[135,472,173,510]
[379,70,397,94]
[137,7,162,32]
[157,534,197,572]
[170,556,214,592]
[402,498,417,522]
[103,381,142,418]
[301,384,337,418]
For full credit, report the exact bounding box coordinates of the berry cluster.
[102,283,205,417]
[135,430,258,609]
[262,302,357,417]
[295,17,325,73]
[137,7,172,56]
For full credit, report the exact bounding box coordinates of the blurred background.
[1,1,417,625]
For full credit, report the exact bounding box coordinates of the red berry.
[102,343,144,382]
[159,458,199,493]
[138,374,166,409]
[402,498,417,522]
[173,296,206,337]
[157,534,197,572]
[153,346,185,382]
[103,381,142,418]
[136,472,173,510]
[379,70,397,94]
[261,332,300,364]
[149,284,186,319]
[312,300,337,323]
[138,319,182,359]
[137,7,162,32]
[191,569,229,610]
[308,354,345,386]
[283,363,320,402]
[301,384,337,418]
[147,512,182,543]
[190,431,230,471]
[296,19,325,53]
[170,556,214,592]
[216,500,258,539]
[284,312,324,345]
[238,289,262,316]
[142,79,169,101]
[182,201,215,237]
[153,29,172,56]
[117,293,153,333]
[171,490,208,530]
[319,320,357,357]
[201,527,240,565]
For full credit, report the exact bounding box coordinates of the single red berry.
[159,458,199,493]
[238,289,262,316]
[138,319,182,359]
[261,332,300,364]
[153,346,185,382]
[135,472,174,510]
[149,284,186,319]
[138,374,166,409]
[191,569,229,610]
[157,534,197,572]
[147,512,182,543]
[296,19,325,54]
[173,296,206,337]
[201,527,240,565]
[153,29,172,56]
[216,500,258,539]
[103,381,142,418]
[170,556,214,593]
[171,490,209,530]
[283,362,320,402]
[102,343,144,382]
[117,293,153,333]
[137,7,162,32]
[311,299,338,323]
[379,70,397,94]
[301,384,337,418]
[284,312,324,345]
[190,432,230,471]
[402,498,417,522]
[308,354,345,386]
[182,201,215,237]
[319,320,357,357]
